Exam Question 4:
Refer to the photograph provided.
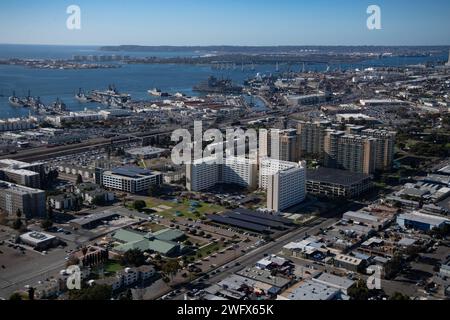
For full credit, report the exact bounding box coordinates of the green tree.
[9,292,23,301]
[69,284,112,300]
[76,174,83,185]
[41,219,53,231]
[348,279,370,301]
[119,289,133,301]
[12,218,23,230]
[384,254,403,279]
[389,292,410,300]
[162,260,180,280]
[46,204,54,221]
[28,287,35,300]
[92,196,105,206]
[133,200,146,211]
[120,249,146,267]
[148,185,159,197]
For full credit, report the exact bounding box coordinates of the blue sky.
[0,0,449,46]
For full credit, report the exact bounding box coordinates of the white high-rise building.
[446,50,450,67]
[259,157,301,190]
[186,156,257,192]
[223,157,257,189]
[186,157,219,192]
[259,157,306,212]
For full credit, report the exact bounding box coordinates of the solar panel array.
[233,208,293,225]
[207,208,293,233]
[225,212,286,229]
[207,214,268,233]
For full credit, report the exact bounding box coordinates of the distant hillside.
[99,45,449,56]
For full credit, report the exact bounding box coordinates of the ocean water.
[0,45,446,119]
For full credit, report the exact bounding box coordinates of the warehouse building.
[397,211,450,232]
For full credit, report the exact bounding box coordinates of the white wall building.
[259,157,301,190]
[101,167,162,194]
[267,161,306,212]
[186,156,257,192]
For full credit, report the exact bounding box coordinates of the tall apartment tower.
[297,121,330,159]
[259,129,299,162]
[260,158,306,212]
[324,130,377,174]
[361,129,396,171]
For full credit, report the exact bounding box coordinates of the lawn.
[145,197,225,220]
[141,222,167,232]
[194,241,225,258]
[103,261,123,274]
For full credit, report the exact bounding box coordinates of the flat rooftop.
[0,180,44,194]
[20,231,55,244]
[288,280,340,300]
[108,166,158,178]
[70,211,119,226]
[2,168,39,177]
[307,167,371,186]
[126,146,167,155]
[398,211,450,226]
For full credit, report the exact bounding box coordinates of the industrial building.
[397,211,450,232]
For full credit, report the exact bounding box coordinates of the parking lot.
[0,230,77,299]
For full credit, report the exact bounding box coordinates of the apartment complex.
[186,156,257,192]
[361,128,396,171]
[0,159,46,188]
[297,121,330,159]
[295,122,395,174]
[324,130,377,174]
[260,158,306,212]
[101,167,162,194]
[259,129,299,162]
[259,157,302,190]
[0,181,46,218]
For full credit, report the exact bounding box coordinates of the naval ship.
[193,76,243,94]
